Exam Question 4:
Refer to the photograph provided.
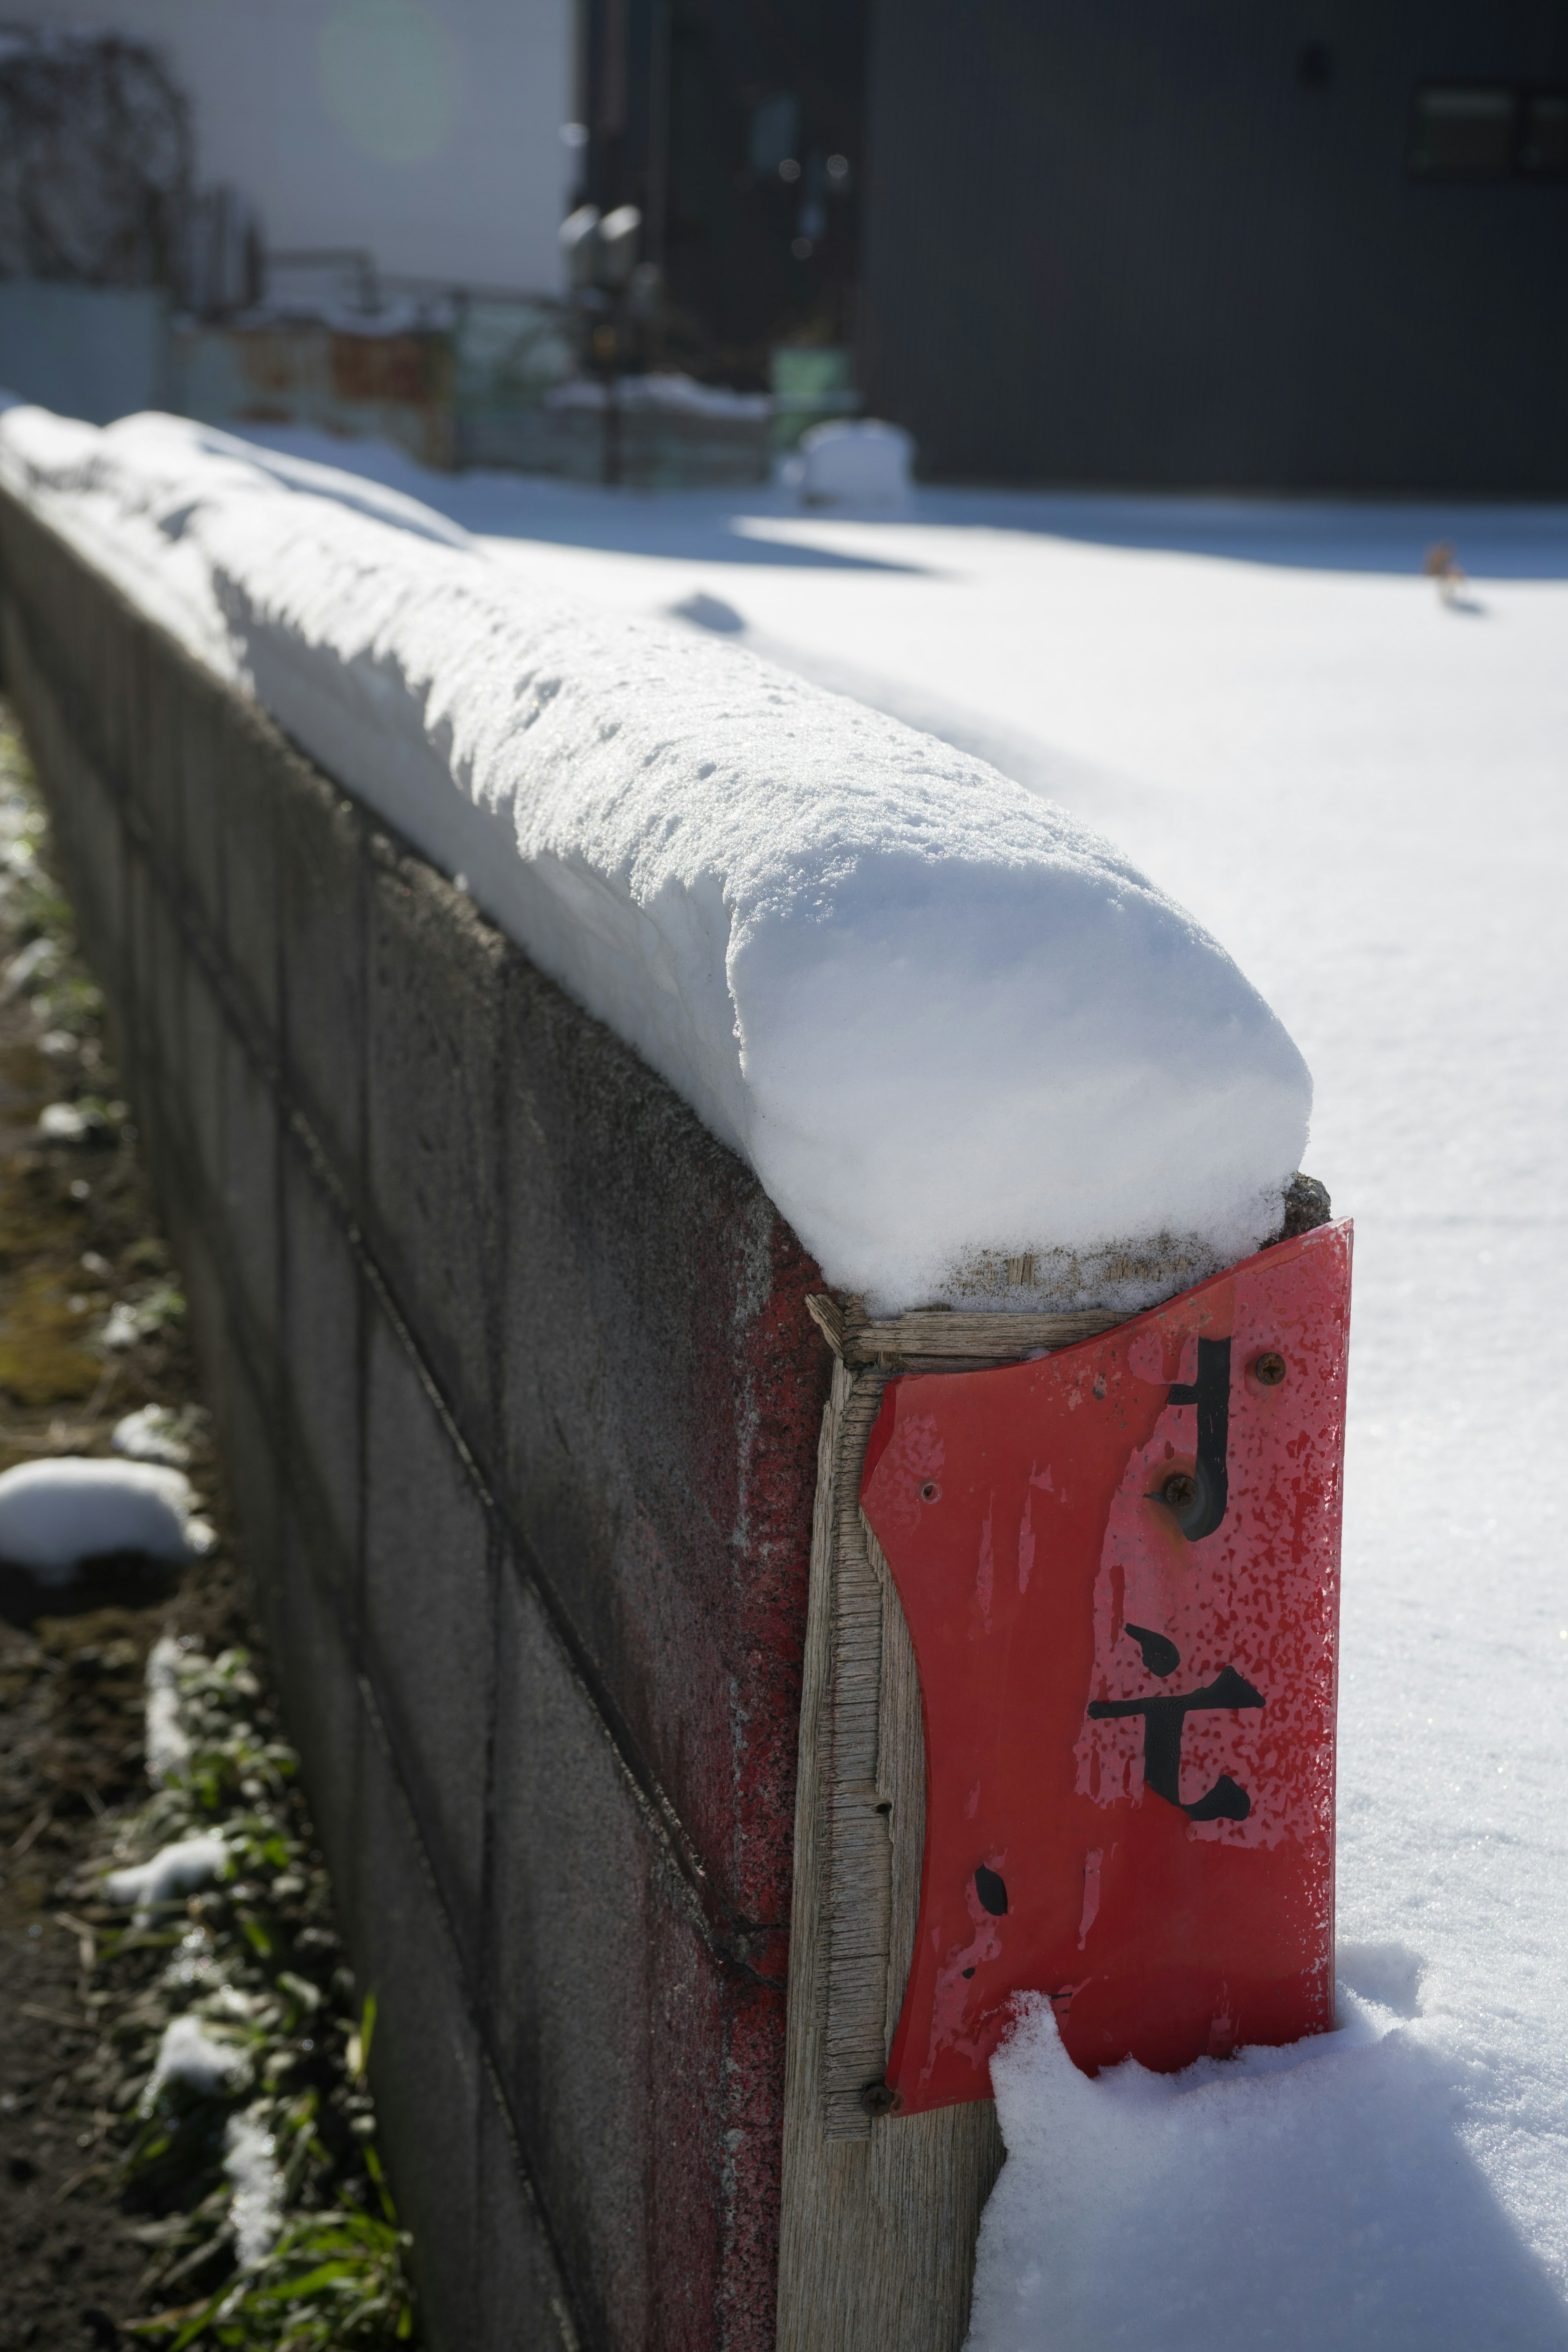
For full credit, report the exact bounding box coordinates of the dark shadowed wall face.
[858,0,1568,490]
[580,0,869,385]
[0,488,832,2352]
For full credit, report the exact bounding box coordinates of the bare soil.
[0,701,252,2350]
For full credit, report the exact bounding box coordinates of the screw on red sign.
[860,1221,1352,2111]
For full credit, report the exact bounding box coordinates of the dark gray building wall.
[860,0,1568,490]
[0,489,831,2352]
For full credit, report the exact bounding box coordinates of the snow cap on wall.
[0,405,1312,1314]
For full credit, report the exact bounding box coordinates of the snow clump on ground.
[104,1832,228,1913]
[112,1403,199,1466]
[0,1456,215,1580]
[147,2013,248,2101]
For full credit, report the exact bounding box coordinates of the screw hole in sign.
[974,1865,1008,1916]
[920,1481,941,1503]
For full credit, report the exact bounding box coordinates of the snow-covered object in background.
[224,2112,285,2267]
[967,1993,1563,2352]
[0,403,1312,1312]
[0,1456,214,1579]
[105,1832,227,1912]
[545,371,770,419]
[799,418,913,507]
[144,1634,192,1781]
[113,1402,196,1467]
[147,2013,247,2101]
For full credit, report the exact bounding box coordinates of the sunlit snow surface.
[242,441,1568,2344]
[0,405,1315,1315]
[13,419,1568,2339]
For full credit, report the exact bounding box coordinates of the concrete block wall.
[0,489,831,2351]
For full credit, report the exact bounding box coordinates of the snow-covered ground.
[14,416,1568,2341]
[249,441,1568,2347]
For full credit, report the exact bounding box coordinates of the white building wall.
[20,0,574,291]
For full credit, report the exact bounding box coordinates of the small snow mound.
[101,1302,140,1349]
[224,2111,285,2268]
[966,1992,1546,2352]
[0,1457,208,1580]
[112,1403,194,1467]
[148,2013,246,2100]
[105,1832,227,1912]
[800,418,913,506]
[38,1100,93,1141]
[144,1633,191,1781]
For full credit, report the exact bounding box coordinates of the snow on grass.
[112,1403,197,1467]
[0,403,1310,1313]
[223,2111,286,2270]
[0,1457,215,1579]
[148,2012,249,2100]
[104,1832,228,1913]
[94,1639,416,2338]
[144,1633,192,1782]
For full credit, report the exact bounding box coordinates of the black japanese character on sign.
[1087,1625,1263,1821]
[1161,1336,1231,1540]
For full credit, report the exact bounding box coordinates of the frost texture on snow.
[105,1833,227,1913]
[969,1995,1568,2352]
[224,2112,285,2268]
[0,403,1310,1311]
[0,1456,213,1579]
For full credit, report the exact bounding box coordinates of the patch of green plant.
[126,2206,414,2349]
[80,1647,418,2348]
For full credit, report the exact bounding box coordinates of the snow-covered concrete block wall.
[0,486,829,2352]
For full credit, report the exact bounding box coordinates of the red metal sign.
[861,1221,1352,2110]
